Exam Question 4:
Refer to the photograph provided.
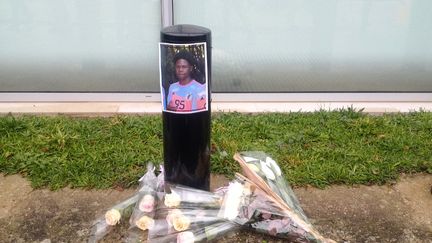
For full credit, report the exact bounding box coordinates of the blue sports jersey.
[167,80,206,112]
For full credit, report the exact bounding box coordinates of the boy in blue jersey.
[167,51,206,112]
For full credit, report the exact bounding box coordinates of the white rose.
[177,231,195,243]
[135,215,155,231]
[243,156,257,162]
[105,209,121,226]
[266,157,282,176]
[246,163,260,173]
[166,209,183,226]
[165,192,181,208]
[173,215,191,231]
[260,160,276,180]
[139,194,155,212]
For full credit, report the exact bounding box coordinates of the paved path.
[0,174,431,243]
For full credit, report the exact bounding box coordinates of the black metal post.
[160,25,211,190]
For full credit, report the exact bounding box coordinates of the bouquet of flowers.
[88,163,159,243]
[149,221,238,243]
[234,151,309,222]
[218,173,334,242]
[88,153,335,242]
[129,164,158,231]
[230,152,336,242]
[124,164,166,242]
[163,183,222,209]
[147,183,239,243]
[88,192,140,243]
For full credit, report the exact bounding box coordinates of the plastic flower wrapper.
[219,173,335,243]
[154,165,166,203]
[148,221,239,243]
[137,163,157,192]
[148,183,224,238]
[217,174,282,225]
[147,183,239,242]
[88,194,139,243]
[88,163,157,243]
[129,163,158,231]
[247,210,317,242]
[148,207,224,239]
[156,164,165,192]
[124,164,164,243]
[162,182,222,209]
[234,151,309,223]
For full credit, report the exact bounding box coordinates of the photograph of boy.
[166,50,206,112]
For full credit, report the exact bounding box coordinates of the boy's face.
[175,59,192,81]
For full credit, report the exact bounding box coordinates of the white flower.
[221,182,243,220]
[243,156,257,163]
[166,209,183,227]
[260,160,276,180]
[139,194,155,212]
[105,209,121,226]
[177,231,195,243]
[135,215,155,230]
[266,156,282,176]
[246,163,260,173]
[173,215,191,231]
[165,191,181,208]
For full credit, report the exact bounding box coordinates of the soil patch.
[0,174,431,242]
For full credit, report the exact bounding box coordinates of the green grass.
[0,110,431,190]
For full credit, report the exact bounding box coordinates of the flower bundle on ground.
[147,183,238,243]
[88,152,335,242]
[235,151,308,222]
[89,163,162,243]
[231,152,335,242]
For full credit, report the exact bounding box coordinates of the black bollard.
[159,25,211,191]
